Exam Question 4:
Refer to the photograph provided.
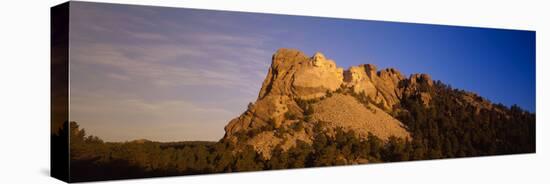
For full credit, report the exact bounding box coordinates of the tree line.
[58,79,535,182]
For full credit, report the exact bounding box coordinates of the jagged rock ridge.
[222,48,491,158]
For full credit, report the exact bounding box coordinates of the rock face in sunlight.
[66,48,535,181]
[345,64,405,110]
[225,49,345,137]
[312,93,410,140]
[223,48,448,158]
[258,49,344,100]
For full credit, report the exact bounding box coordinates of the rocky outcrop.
[401,73,434,106]
[225,49,345,138]
[223,48,434,158]
[344,64,406,110]
[293,52,344,99]
[461,91,498,114]
[258,49,344,100]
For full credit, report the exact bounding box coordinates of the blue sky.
[69,2,535,142]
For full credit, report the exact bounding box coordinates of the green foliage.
[233,145,264,171]
[290,121,305,132]
[284,111,298,120]
[295,97,316,122]
[325,90,333,97]
[346,89,380,112]
[304,105,315,116]
[395,81,536,159]
[267,117,276,126]
[67,80,535,181]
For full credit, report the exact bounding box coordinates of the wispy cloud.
[69,2,277,141]
[71,42,268,91]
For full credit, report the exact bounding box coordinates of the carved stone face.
[312,53,323,67]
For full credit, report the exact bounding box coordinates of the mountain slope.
[65,48,535,181]
[312,93,410,141]
[223,48,447,158]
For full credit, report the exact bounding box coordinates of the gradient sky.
[69,2,536,142]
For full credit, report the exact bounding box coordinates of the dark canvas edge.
[51,1,70,183]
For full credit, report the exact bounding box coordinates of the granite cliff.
[222,48,495,158]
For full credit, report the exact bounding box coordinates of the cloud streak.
[69,2,276,141]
